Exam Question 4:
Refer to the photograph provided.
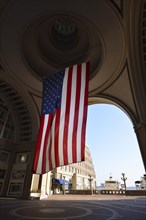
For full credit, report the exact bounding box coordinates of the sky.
[86,104,145,187]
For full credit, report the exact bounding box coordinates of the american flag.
[32,62,89,174]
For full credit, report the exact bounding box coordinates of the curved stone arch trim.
[109,0,124,18]
[88,96,138,127]
[89,61,140,124]
[127,0,146,121]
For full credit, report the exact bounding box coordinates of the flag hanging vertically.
[32,62,89,174]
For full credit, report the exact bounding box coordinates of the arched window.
[0,98,15,141]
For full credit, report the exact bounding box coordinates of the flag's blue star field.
[42,70,65,114]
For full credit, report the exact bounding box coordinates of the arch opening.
[86,99,145,188]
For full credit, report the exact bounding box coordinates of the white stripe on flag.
[45,115,51,172]
[58,67,69,166]
[67,65,77,164]
[51,114,56,169]
[76,63,86,161]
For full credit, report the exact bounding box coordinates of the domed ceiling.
[0,0,124,94]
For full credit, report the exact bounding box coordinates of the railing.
[68,190,92,195]
[67,190,125,195]
[99,190,125,195]
[67,189,146,196]
[125,190,146,196]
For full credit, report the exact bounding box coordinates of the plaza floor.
[0,194,146,220]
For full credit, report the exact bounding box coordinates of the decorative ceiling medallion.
[22,14,102,80]
[51,17,78,50]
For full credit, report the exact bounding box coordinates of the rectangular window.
[0,183,3,194]
[0,151,9,162]
[8,183,23,195]
[0,169,6,179]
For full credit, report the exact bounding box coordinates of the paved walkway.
[0,195,146,220]
[42,194,144,200]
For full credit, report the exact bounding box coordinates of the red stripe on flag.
[72,64,81,163]
[63,66,73,165]
[54,109,61,167]
[32,115,45,173]
[48,133,53,171]
[42,115,53,173]
[81,62,89,160]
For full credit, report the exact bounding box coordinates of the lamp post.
[121,173,127,190]
[89,175,93,195]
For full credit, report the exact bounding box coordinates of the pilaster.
[134,123,146,171]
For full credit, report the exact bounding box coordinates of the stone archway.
[88,97,146,171]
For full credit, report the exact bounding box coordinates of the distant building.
[31,145,96,195]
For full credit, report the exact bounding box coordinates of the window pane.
[0,151,9,162]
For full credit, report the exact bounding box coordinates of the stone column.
[134,123,146,170]
[72,173,77,190]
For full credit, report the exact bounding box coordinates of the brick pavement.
[0,194,146,220]
[42,194,143,201]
